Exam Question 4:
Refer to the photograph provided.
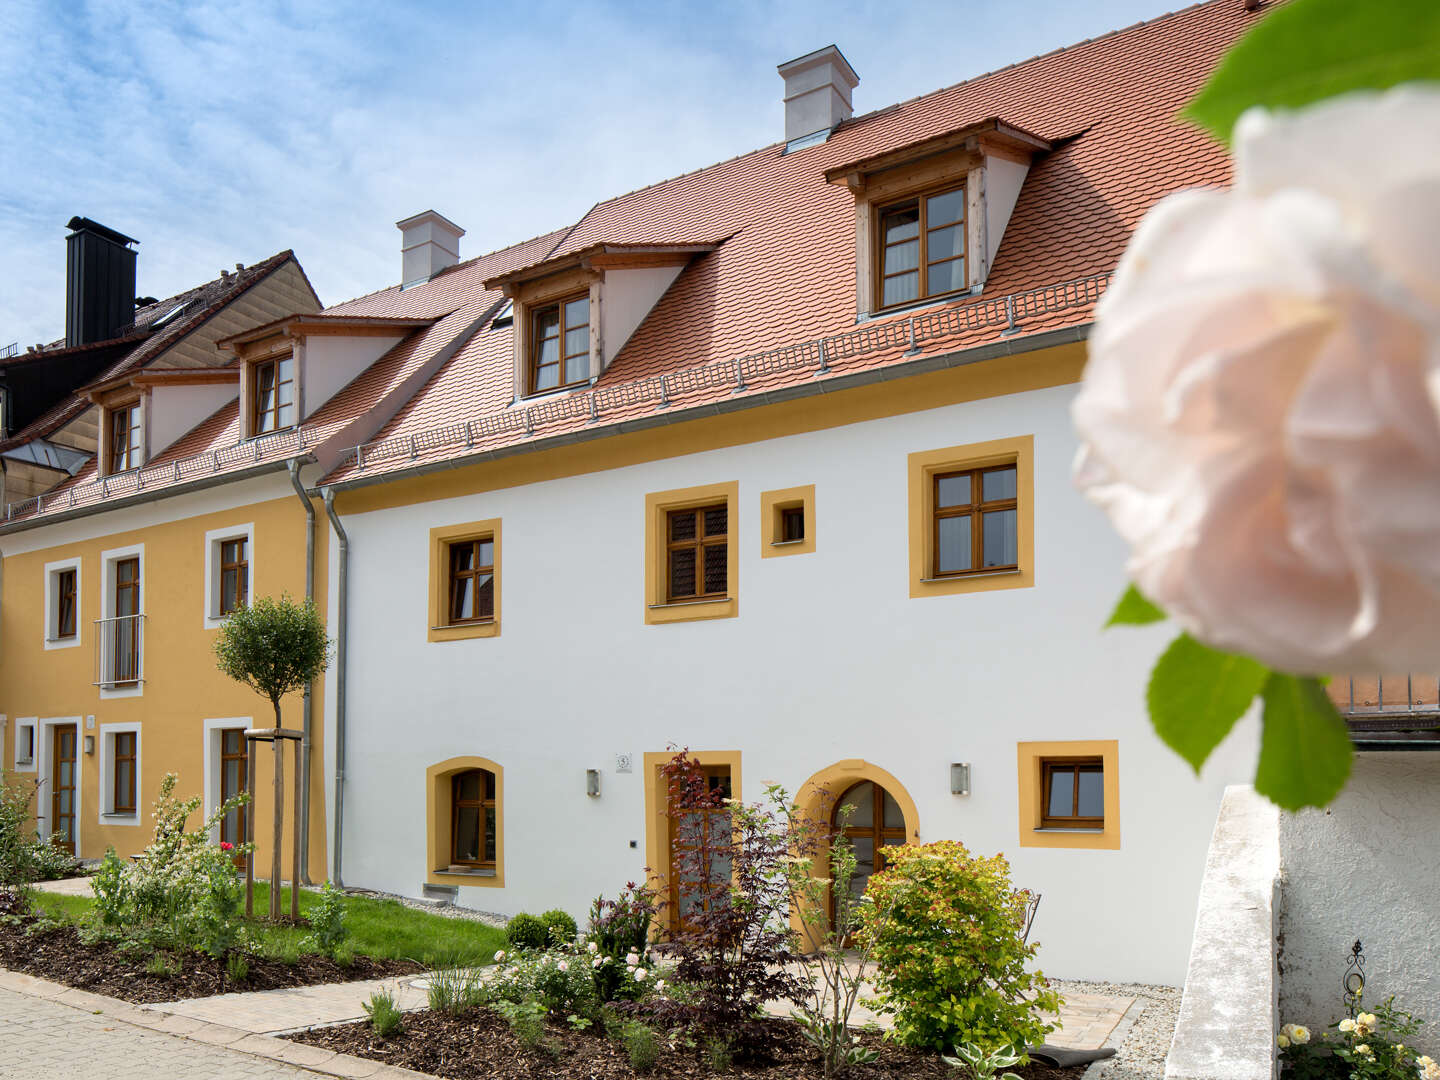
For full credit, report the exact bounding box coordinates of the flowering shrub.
[0,771,80,888]
[486,939,661,1024]
[1279,997,1430,1080]
[857,840,1059,1053]
[90,773,252,958]
[588,883,656,1002]
[643,750,809,1059]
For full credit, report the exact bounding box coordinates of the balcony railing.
[94,613,145,688]
[1330,674,1440,717]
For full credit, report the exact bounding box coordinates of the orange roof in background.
[3,0,1259,527]
[320,0,1254,486]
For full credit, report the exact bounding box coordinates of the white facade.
[326,377,1258,985]
[1279,754,1440,1052]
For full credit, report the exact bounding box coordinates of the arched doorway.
[830,779,907,924]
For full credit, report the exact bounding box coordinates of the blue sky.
[1,0,1182,349]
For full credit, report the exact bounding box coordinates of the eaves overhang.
[483,242,719,294]
[217,314,437,352]
[0,456,307,538]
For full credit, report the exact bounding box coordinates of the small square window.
[780,507,805,543]
[760,485,815,558]
[15,721,36,768]
[1040,757,1105,829]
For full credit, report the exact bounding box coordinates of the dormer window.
[878,184,966,309]
[252,354,296,434]
[108,401,142,473]
[530,294,591,394]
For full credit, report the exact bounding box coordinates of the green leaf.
[1147,634,1269,773]
[1184,0,1440,143]
[1106,584,1166,628]
[1255,674,1354,811]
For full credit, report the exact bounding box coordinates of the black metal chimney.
[65,217,139,347]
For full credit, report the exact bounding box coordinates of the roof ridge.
[840,2,1215,132]
[545,1,1227,221]
[325,225,576,310]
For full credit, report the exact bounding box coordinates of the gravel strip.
[1050,980,1182,1080]
[340,886,509,927]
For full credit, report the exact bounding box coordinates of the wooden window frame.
[908,437,1033,599]
[873,180,967,313]
[780,506,805,543]
[428,520,502,642]
[644,482,738,624]
[251,354,297,435]
[445,537,495,625]
[528,291,591,396]
[107,401,143,474]
[111,556,142,688]
[665,503,729,603]
[219,728,249,864]
[218,538,249,617]
[112,731,137,815]
[1039,756,1105,829]
[450,768,498,870]
[426,756,505,888]
[931,463,1019,578]
[55,568,77,639]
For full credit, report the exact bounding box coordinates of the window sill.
[1033,827,1105,834]
[858,287,982,324]
[921,568,1020,583]
[102,812,141,825]
[430,867,504,888]
[427,618,500,643]
[645,595,737,626]
[515,379,594,404]
[769,540,805,548]
[440,865,496,877]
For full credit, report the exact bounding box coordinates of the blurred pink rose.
[1074,87,1440,674]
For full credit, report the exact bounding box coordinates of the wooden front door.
[668,764,732,932]
[220,729,248,866]
[50,725,78,855]
[830,780,906,929]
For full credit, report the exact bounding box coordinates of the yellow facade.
[0,488,329,882]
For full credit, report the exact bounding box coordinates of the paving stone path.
[0,984,314,1080]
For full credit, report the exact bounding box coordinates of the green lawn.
[30,884,506,967]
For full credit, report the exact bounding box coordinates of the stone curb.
[0,967,432,1080]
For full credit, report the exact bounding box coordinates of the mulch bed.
[288,1008,1088,1080]
[0,904,421,1004]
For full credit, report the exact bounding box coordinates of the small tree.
[213,593,331,920]
[213,593,331,731]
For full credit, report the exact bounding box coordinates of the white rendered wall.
[303,335,404,422]
[985,158,1029,278]
[329,382,1257,984]
[147,383,238,458]
[1279,754,1440,1052]
[600,267,684,370]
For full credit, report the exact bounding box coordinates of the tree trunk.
[271,699,283,922]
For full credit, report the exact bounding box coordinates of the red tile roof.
[321,0,1257,486]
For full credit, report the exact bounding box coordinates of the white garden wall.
[326,381,1257,985]
[1279,754,1440,1053]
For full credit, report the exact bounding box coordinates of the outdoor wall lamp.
[950,762,971,796]
[84,735,96,756]
[586,769,601,797]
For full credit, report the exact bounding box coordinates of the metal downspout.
[321,487,348,887]
[287,459,315,884]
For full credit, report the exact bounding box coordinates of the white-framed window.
[98,722,142,823]
[98,543,145,699]
[13,717,37,772]
[203,524,254,628]
[43,556,82,650]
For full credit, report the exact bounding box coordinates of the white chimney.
[396,210,465,288]
[777,45,859,144]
